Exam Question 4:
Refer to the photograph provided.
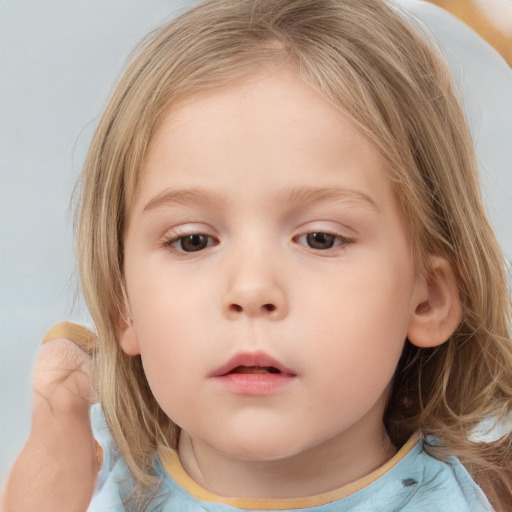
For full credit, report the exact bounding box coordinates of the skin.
[3,66,461,509]
[2,339,96,512]
[119,67,440,499]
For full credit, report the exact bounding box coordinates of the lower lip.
[213,373,296,396]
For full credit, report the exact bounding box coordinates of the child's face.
[121,68,424,464]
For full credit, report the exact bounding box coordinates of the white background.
[1,0,511,485]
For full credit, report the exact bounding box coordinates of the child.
[3,0,512,510]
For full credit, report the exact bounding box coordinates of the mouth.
[228,365,282,375]
[210,352,297,396]
[210,351,296,377]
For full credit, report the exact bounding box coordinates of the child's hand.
[32,338,93,416]
[2,337,98,512]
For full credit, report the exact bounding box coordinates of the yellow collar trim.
[158,435,418,510]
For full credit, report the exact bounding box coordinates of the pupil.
[181,234,208,252]
[307,232,335,249]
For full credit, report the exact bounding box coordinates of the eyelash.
[161,230,352,254]
[162,233,218,253]
[294,231,353,251]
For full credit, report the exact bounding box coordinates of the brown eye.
[178,234,211,252]
[306,232,336,249]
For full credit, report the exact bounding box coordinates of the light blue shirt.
[88,405,492,512]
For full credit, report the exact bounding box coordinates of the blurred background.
[1,0,511,487]
[430,0,512,64]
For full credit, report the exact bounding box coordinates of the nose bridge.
[221,237,288,320]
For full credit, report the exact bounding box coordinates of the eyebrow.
[276,185,379,211]
[143,187,228,212]
[143,185,378,212]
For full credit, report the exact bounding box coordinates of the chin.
[215,430,312,463]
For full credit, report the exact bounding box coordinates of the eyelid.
[160,224,219,253]
[296,231,351,246]
[293,224,355,253]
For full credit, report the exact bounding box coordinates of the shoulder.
[379,438,493,511]
[87,404,125,511]
[88,404,183,512]
[328,437,492,511]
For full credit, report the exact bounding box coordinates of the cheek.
[136,328,205,426]
[296,261,413,385]
[126,284,208,403]
[128,258,213,329]
[301,313,404,428]
[303,264,413,340]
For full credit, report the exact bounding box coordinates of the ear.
[407,255,462,348]
[117,308,141,356]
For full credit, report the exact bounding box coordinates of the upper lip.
[209,351,297,377]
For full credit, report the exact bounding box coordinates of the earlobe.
[117,311,141,356]
[407,255,462,348]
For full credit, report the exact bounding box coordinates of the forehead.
[133,67,396,217]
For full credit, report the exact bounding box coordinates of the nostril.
[227,303,277,314]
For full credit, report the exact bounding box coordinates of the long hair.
[76,0,512,508]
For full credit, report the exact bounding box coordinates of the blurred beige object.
[427,0,512,64]
[475,0,512,34]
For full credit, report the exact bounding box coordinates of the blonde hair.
[77,0,512,508]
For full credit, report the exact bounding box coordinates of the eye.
[297,232,350,250]
[166,233,217,253]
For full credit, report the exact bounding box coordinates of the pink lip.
[210,351,297,396]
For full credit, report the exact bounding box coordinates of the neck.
[177,422,397,499]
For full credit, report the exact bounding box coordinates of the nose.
[221,251,288,321]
